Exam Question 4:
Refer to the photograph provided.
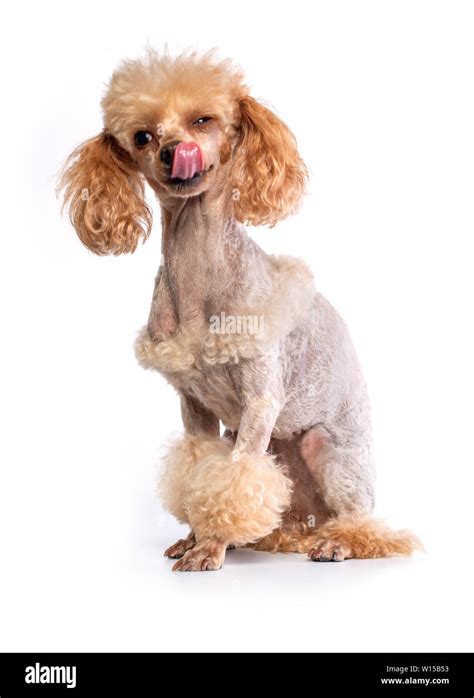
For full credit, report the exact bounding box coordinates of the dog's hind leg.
[300,423,375,518]
[306,515,421,561]
[253,424,420,559]
[298,424,421,560]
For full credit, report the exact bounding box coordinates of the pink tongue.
[171,141,204,180]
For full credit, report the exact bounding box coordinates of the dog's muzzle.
[163,141,204,181]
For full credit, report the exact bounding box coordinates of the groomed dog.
[59,49,420,571]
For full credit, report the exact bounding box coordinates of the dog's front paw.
[308,539,352,562]
[172,540,226,572]
[164,534,196,559]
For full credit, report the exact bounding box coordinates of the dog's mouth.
[168,165,213,189]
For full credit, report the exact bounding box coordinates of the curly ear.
[231,96,308,227]
[58,132,152,255]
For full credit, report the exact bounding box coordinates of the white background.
[1,0,473,652]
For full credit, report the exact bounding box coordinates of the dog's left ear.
[231,96,308,227]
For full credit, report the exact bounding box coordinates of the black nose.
[160,140,180,167]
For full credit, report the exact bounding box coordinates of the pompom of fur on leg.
[307,515,423,560]
[185,441,292,547]
[158,435,225,524]
[252,517,423,559]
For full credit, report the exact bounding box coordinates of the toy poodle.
[59,49,420,571]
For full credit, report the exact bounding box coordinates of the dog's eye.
[134,131,153,147]
[194,116,212,125]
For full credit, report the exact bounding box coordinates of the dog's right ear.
[58,132,152,255]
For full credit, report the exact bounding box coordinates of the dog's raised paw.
[308,539,352,562]
[172,540,226,572]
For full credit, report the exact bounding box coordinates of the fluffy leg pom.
[184,443,292,548]
[307,515,423,561]
[158,434,225,524]
[160,436,292,570]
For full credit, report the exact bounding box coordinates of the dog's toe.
[308,539,351,562]
[172,540,226,572]
[164,536,196,559]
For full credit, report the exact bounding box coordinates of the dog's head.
[59,50,307,255]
